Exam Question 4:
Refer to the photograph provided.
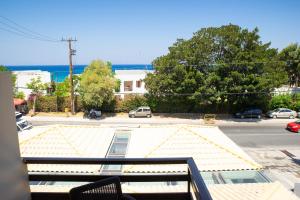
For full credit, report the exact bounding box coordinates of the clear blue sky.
[0,0,299,65]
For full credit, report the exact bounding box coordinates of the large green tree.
[145,24,287,112]
[79,60,117,109]
[278,43,300,87]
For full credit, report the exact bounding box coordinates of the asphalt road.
[220,126,300,148]
[29,118,300,148]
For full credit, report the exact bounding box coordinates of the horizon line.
[5,64,153,67]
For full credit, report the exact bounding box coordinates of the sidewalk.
[24,113,298,126]
[245,147,300,191]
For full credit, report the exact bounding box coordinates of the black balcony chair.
[69,176,136,200]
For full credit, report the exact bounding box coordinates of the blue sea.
[7,64,153,82]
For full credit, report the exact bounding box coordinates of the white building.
[114,69,154,98]
[13,70,51,99]
[274,85,300,95]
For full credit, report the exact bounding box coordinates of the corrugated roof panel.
[20,125,115,173]
[124,125,262,173]
[208,182,299,200]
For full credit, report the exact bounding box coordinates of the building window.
[124,81,133,91]
[136,80,142,88]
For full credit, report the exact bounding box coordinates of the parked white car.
[129,106,152,118]
[266,108,297,119]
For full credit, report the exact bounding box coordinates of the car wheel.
[257,115,261,119]
[289,115,295,119]
[272,115,277,119]
[90,112,96,119]
[240,115,244,119]
[147,114,151,118]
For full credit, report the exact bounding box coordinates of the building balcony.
[23,157,213,200]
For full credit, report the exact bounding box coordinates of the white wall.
[115,70,153,98]
[14,70,51,99]
[0,72,31,200]
[274,86,300,95]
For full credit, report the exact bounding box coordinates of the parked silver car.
[266,108,297,119]
[129,106,152,118]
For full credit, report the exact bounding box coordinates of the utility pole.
[61,37,77,115]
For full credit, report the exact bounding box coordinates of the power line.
[0,15,59,41]
[178,60,286,67]
[0,15,59,42]
[0,26,54,42]
[0,21,58,42]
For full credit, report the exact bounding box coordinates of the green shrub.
[28,95,83,112]
[75,96,84,112]
[35,96,57,112]
[116,95,148,112]
[58,96,83,112]
[14,91,25,99]
[100,98,116,112]
[292,94,300,111]
[269,95,293,110]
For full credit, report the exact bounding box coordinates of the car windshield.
[15,113,22,120]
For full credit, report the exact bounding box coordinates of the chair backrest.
[69,177,123,200]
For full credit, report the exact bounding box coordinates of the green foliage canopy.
[117,95,148,112]
[145,24,287,112]
[54,80,69,97]
[279,43,300,87]
[269,94,300,111]
[15,91,25,99]
[79,60,117,109]
[53,75,81,97]
[26,76,47,94]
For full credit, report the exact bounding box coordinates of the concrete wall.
[0,72,31,200]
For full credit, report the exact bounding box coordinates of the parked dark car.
[83,109,102,119]
[15,111,23,120]
[235,108,262,119]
